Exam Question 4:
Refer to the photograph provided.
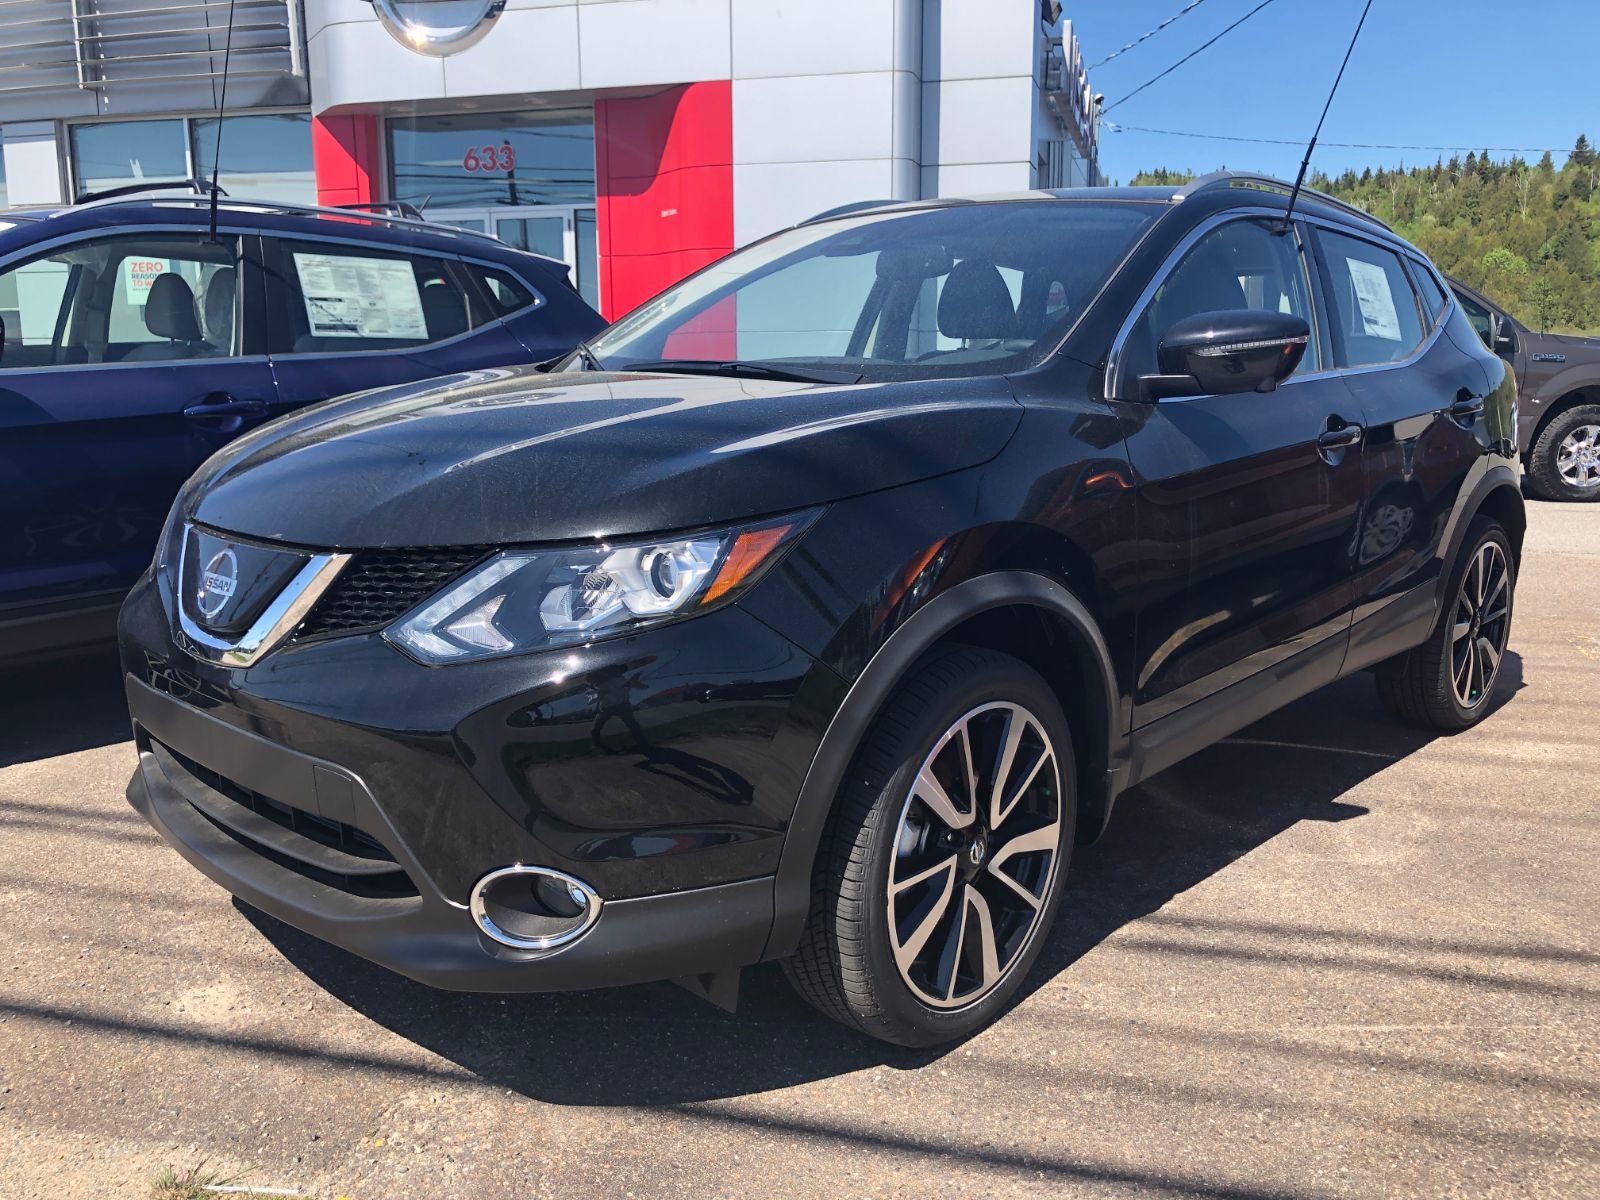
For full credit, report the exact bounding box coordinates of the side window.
[466,264,544,320]
[272,240,471,354]
[1452,288,1495,350]
[1316,229,1426,367]
[0,235,238,369]
[1121,218,1321,383]
[1409,261,1449,324]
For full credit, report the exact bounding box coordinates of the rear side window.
[1453,288,1495,349]
[269,239,472,355]
[1409,261,1449,323]
[1315,229,1426,367]
[466,264,544,318]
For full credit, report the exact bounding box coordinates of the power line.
[1103,120,1570,156]
[1102,0,1280,115]
[1086,0,1210,70]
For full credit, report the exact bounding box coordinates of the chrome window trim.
[1105,206,1445,404]
[175,526,351,668]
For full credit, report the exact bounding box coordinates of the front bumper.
[118,562,843,992]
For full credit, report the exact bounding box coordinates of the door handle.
[1317,420,1364,465]
[183,394,268,421]
[1449,393,1485,424]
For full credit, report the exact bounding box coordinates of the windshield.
[584,200,1160,382]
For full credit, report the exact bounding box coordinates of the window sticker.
[292,251,427,339]
[121,257,171,305]
[1345,257,1401,341]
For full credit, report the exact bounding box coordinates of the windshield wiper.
[621,358,863,385]
[536,340,605,373]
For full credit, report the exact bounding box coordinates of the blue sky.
[1069,0,1599,184]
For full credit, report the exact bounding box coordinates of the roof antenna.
[207,0,238,243]
[1280,0,1374,231]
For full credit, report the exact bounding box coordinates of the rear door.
[0,229,276,615]
[1118,215,1367,726]
[1311,228,1489,639]
[260,234,534,410]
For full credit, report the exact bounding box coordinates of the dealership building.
[0,0,1100,318]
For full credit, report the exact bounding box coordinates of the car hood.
[188,366,1023,547]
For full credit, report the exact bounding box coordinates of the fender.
[760,571,1126,961]
[1523,362,1600,447]
[1439,462,1525,580]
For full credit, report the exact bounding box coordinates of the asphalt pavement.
[1,500,1596,1199]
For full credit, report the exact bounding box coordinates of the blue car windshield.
[585,200,1160,382]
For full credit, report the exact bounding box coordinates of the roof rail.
[66,193,507,245]
[74,178,225,206]
[801,198,901,224]
[1174,170,1391,231]
[336,200,427,220]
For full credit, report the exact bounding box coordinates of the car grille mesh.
[294,546,494,640]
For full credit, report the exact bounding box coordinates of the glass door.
[426,205,598,311]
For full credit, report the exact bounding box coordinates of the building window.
[72,120,189,196]
[387,110,596,209]
[68,113,313,204]
[192,114,316,205]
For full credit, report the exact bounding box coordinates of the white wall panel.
[577,0,731,90]
[733,158,909,247]
[731,0,897,78]
[733,72,905,165]
[444,6,581,97]
[309,22,446,111]
[919,160,1033,198]
[921,75,1035,167]
[2,123,64,206]
[922,0,1035,81]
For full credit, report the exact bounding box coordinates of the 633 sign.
[463,143,517,174]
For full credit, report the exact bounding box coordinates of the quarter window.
[1410,261,1449,323]
[270,240,472,354]
[1453,288,1495,349]
[1316,229,1426,367]
[467,264,543,318]
[1121,218,1320,383]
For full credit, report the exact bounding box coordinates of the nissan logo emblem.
[197,548,239,620]
[370,0,506,56]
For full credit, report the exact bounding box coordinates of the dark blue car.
[0,190,604,660]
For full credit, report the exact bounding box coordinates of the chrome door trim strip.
[176,527,350,668]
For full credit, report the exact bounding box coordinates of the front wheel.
[1375,517,1515,731]
[783,645,1075,1046]
[1526,403,1600,501]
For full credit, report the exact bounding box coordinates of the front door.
[1117,216,1367,726]
[0,231,277,617]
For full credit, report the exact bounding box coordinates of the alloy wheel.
[1556,424,1600,490]
[1451,540,1511,710]
[886,702,1062,1009]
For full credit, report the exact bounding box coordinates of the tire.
[1526,403,1600,502]
[1375,517,1515,731]
[782,645,1076,1047]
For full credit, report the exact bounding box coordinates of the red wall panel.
[595,81,734,323]
[313,114,381,207]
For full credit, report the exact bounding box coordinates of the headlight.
[385,513,814,664]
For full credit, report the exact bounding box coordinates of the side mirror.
[1141,309,1310,401]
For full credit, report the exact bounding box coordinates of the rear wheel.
[1527,403,1600,502]
[1375,518,1515,731]
[783,645,1075,1047]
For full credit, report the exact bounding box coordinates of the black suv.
[1446,276,1600,501]
[120,172,1522,1046]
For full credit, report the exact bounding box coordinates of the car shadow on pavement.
[0,648,129,768]
[245,657,1524,1107]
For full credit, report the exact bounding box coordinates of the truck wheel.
[1375,517,1515,731]
[1527,403,1600,502]
[783,645,1075,1047]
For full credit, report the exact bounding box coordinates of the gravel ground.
[0,499,1595,1200]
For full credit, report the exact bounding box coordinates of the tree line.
[1130,136,1600,335]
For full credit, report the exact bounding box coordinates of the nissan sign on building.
[0,0,1100,320]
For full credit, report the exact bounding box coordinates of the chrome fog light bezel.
[469,864,603,953]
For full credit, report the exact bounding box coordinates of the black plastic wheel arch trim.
[760,571,1125,963]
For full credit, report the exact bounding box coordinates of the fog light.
[470,865,602,953]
